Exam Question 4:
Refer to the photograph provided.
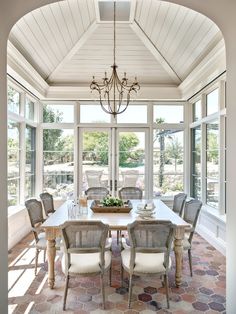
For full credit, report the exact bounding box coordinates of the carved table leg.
[46,229,57,289]
[174,227,185,287]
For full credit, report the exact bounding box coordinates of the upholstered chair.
[121,220,176,309]
[172,193,187,216]
[39,192,55,216]
[118,187,143,200]
[85,187,109,200]
[61,221,112,310]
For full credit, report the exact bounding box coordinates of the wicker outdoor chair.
[39,192,55,216]
[85,187,109,200]
[172,193,187,216]
[25,198,60,275]
[182,199,202,276]
[61,220,112,310]
[121,220,176,309]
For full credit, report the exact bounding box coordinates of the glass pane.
[25,126,36,198]
[206,121,219,178]
[207,88,219,115]
[153,105,184,123]
[192,175,201,199]
[43,129,74,198]
[8,121,20,206]
[43,104,74,123]
[153,129,184,196]
[117,105,147,123]
[206,179,218,208]
[80,103,110,123]
[118,131,145,194]
[193,100,201,121]
[25,98,34,120]
[8,86,20,114]
[82,130,109,191]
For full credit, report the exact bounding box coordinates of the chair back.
[173,193,187,216]
[25,199,45,227]
[121,170,139,187]
[183,199,202,243]
[85,170,103,188]
[119,187,142,200]
[39,192,55,216]
[85,187,109,200]
[61,221,109,271]
[127,220,175,271]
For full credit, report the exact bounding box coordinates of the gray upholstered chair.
[85,187,109,200]
[182,199,202,276]
[121,220,176,309]
[119,187,143,200]
[25,198,60,275]
[61,221,112,310]
[172,193,187,216]
[39,192,55,216]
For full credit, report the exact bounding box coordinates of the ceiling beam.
[47,21,98,83]
[130,21,182,85]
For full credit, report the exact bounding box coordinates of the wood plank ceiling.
[8,0,222,87]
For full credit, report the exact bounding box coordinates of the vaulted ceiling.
[8,0,224,97]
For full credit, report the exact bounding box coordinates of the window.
[206,89,219,116]
[154,105,184,123]
[8,86,20,114]
[8,121,20,206]
[80,103,110,123]
[25,125,36,199]
[191,126,201,199]
[43,129,74,198]
[117,105,147,123]
[206,121,219,208]
[153,129,184,197]
[25,98,35,120]
[43,104,74,123]
[193,100,201,122]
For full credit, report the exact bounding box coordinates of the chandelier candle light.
[90,0,140,116]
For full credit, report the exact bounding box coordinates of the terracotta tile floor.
[8,232,226,313]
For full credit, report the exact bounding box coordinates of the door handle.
[115,179,118,191]
[110,179,112,191]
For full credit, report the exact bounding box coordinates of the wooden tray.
[91,200,132,213]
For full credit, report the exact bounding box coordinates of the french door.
[78,127,149,197]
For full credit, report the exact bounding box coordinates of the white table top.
[42,199,189,230]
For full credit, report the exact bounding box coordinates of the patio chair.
[121,170,139,187]
[121,220,176,309]
[172,193,187,216]
[39,192,55,216]
[85,170,103,188]
[25,199,60,275]
[61,220,112,310]
[85,187,109,200]
[182,199,202,276]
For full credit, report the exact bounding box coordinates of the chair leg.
[117,230,120,245]
[164,274,170,309]
[43,249,46,263]
[35,249,39,275]
[109,230,111,237]
[120,263,124,287]
[188,249,193,276]
[128,274,133,309]
[63,274,70,311]
[109,265,112,286]
[101,273,105,310]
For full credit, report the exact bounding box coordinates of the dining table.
[42,199,190,289]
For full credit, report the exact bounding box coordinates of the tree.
[166,138,183,172]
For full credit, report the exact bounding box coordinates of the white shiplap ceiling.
[8,0,223,89]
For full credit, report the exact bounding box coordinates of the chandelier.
[90,0,140,116]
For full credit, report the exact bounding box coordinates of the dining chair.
[85,187,109,200]
[121,220,176,309]
[61,220,112,310]
[118,187,143,200]
[172,193,187,216]
[117,187,143,244]
[85,170,103,188]
[25,198,60,275]
[182,199,202,276]
[39,192,55,216]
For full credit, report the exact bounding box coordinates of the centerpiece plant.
[102,196,123,207]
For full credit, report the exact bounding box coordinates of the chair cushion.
[121,249,171,274]
[61,251,112,274]
[36,233,61,250]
